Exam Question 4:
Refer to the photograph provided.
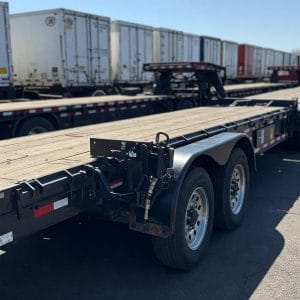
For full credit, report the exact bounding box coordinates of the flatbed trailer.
[225,82,297,97]
[0,97,298,270]
[0,94,174,139]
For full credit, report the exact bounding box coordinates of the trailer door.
[89,17,110,85]
[137,27,153,81]
[64,12,89,85]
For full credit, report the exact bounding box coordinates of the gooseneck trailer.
[0,97,298,270]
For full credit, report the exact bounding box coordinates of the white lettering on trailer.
[53,197,69,210]
[86,103,94,108]
[0,232,13,247]
[60,113,68,118]
[43,108,51,112]
[75,112,82,116]
[29,109,36,114]
[88,109,96,114]
[58,106,67,111]
[74,105,81,109]
[131,105,137,109]
[109,107,116,112]
[120,106,127,110]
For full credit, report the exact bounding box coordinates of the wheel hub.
[230,164,246,215]
[185,187,209,250]
[186,208,200,227]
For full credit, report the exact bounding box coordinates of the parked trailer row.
[0,97,298,270]
[237,45,299,79]
[0,3,298,98]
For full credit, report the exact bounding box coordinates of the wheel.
[152,167,214,270]
[177,99,195,110]
[17,117,55,136]
[214,147,250,230]
[91,89,106,97]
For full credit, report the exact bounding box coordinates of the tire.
[214,147,250,230]
[152,167,214,270]
[17,117,55,136]
[177,99,195,110]
[91,89,106,97]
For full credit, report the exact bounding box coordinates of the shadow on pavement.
[0,147,299,300]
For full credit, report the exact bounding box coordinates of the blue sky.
[6,0,300,52]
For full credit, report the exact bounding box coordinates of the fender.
[151,132,254,235]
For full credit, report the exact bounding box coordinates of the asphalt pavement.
[0,145,299,300]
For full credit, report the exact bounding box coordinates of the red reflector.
[34,203,54,218]
[110,179,123,189]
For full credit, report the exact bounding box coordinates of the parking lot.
[0,145,299,300]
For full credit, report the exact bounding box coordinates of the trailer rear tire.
[91,89,106,97]
[177,99,195,110]
[215,147,249,230]
[17,117,55,136]
[152,167,214,270]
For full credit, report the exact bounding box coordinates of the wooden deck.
[249,86,300,99]
[224,82,283,91]
[0,94,165,112]
[0,105,283,190]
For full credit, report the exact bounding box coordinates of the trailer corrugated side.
[153,28,184,63]
[200,36,221,65]
[274,50,284,66]
[10,9,111,89]
[253,46,262,78]
[0,2,13,90]
[238,44,254,78]
[262,48,276,77]
[261,48,268,77]
[266,49,275,72]
[290,54,298,66]
[182,33,200,62]
[221,40,238,79]
[111,20,154,83]
[283,52,291,66]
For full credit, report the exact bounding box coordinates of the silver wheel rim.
[28,127,48,135]
[185,187,209,250]
[230,164,246,215]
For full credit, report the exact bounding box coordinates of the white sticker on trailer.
[53,197,69,210]
[0,232,13,247]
